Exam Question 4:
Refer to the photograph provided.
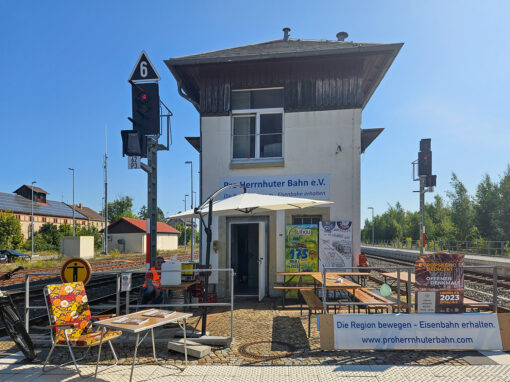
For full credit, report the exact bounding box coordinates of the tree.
[138,205,165,222]
[0,211,23,249]
[497,166,510,240]
[58,223,73,237]
[447,173,476,241]
[102,196,137,223]
[474,174,500,239]
[37,223,60,249]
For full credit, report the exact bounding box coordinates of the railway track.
[0,255,181,335]
[365,253,510,313]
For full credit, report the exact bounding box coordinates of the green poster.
[285,224,318,298]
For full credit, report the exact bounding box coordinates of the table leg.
[94,327,105,381]
[151,328,157,361]
[183,318,187,364]
[130,333,140,382]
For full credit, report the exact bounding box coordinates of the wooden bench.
[273,284,315,309]
[361,288,408,312]
[464,297,492,312]
[299,289,324,337]
[351,289,389,314]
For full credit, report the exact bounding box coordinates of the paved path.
[1,351,510,381]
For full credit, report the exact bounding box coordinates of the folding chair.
[43,282,122,377]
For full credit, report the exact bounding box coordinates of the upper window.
[231,89,283,160]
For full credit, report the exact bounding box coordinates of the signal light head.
[140,93,147,101]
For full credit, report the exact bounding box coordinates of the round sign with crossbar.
[60,258,92,285]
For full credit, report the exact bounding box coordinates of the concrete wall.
[201,109,362,297]
[108,233,178,253]
[61,236,94,259]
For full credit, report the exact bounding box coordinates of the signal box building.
[166,30,402,299]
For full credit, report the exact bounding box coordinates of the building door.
[230,223,259,295]
[258,221,267,301]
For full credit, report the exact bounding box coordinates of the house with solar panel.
[166,29,401,299]
[0,185,104,240]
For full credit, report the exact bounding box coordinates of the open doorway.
[230,223,259,295]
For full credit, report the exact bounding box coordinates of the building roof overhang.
[165,39,403,112]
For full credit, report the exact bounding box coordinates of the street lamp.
[183,194,189,253]
[368,207,374,245]
[31,181,36,257]
[68,168,75,236]
[185,161,193,262]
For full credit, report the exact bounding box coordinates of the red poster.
[415,253,464,313]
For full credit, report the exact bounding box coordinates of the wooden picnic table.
[273,272,364,309]
[381,272,415,284]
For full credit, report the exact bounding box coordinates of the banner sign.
[285,224,318,297]
[319,221,353,271]
[415,253,464,313]
[324,313,503,350]
[220,174,330,200]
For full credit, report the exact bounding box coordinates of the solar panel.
[0,193,88,219]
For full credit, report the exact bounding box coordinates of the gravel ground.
[1,298,471,367]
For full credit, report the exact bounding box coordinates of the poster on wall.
[319,221,353,272]
[415,253,464,313]
[285,224,318,297]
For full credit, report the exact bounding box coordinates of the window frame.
[231,88,284,163]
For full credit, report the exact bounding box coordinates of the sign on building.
[221,174,330,200]
[319,221,353,271]
[415,253,464,313]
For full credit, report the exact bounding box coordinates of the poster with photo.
[319,221,353,272]
[285,224,318,298]
[415,253,464,313]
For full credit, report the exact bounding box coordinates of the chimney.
[336,31,348,41]
[78,203,82,209]
[283,27,291,41]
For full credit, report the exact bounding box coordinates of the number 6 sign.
[128,51,160,83]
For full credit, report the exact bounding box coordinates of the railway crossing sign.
[128,51,160,83]
[60,258,92,285]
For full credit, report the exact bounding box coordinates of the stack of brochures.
[112,317,149,325]
[142,310,175,318]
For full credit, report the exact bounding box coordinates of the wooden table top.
[381,272,416,283]
[159,280,200,290]
[310,273,362,290]
[95,309,192,334]
[276,272,368,277]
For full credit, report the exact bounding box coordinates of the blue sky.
[1,1,508,226]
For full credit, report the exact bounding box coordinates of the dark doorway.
[231,223,259,294]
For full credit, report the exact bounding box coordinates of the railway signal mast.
[413,139,436,255]
[122,51,173,267]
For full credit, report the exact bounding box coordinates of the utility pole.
[368,207,374,245]
[414,138,436,256]
[69,168,75,236]
[104,125,108,254]
[31,181,36,257]
[419,177,425,255]
[184,194,189,253]
[123,51,171,269]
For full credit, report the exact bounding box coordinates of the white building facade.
[166,31,402,299]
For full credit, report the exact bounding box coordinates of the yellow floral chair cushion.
[44,282,121,347]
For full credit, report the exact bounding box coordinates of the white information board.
[319,221,353,271]
[332,313,503,350]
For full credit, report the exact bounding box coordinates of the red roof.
[121,217,180,234]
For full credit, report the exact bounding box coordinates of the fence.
[23,268,235,342]
[321,265,499,314]
[363,240,509,257]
